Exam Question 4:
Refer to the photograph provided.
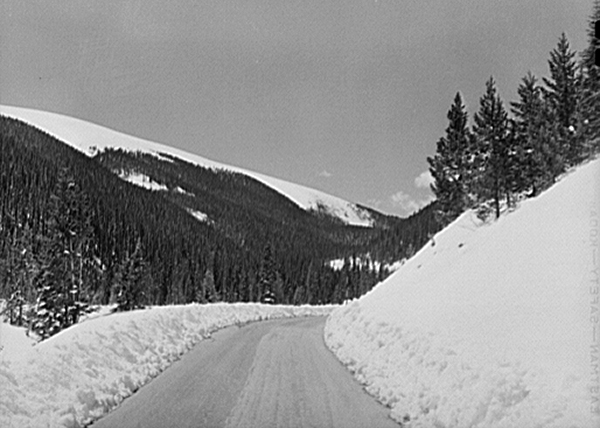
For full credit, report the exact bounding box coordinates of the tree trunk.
[495,186,500,219]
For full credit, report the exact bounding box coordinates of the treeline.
[0,116,439,341]
[429,7,599,224]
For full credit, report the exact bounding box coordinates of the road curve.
[91,316,398,428]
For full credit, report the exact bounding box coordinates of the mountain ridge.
[0,109,441,334]
[0,105,385,227]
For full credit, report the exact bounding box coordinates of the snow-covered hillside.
[0,105,374,227]
[0,303,334,428]
[325,158,600,427]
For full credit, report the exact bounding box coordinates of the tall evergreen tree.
[258,243,277,303]
[579,1,600,147]
[472,77,511,219]
[201,266,219,303]
[31,167,93,338]
[543,33,582,165]
[510,72,556,196]
[114,238,147,312]
[3,224,37,326]
[272,272,284,304]
[427,92,474,225]
[31,274,62,340]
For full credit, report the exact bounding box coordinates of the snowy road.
[91,316,398,428]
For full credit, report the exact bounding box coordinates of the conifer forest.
[1,3,599,341]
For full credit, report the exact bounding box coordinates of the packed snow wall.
[0,303,334,428]
[325,159,600,428]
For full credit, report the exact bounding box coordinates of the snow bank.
[0,323,36,361]
[325,158,600,428]
[0,303,334,428]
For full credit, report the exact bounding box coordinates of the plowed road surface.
[91,316,398,428]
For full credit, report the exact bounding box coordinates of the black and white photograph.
[1,1,599,427]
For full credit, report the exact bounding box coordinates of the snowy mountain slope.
[0,105,374,227]
[325,158,600,427]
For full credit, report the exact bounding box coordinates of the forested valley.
[0,116,440,340]
[3,2,597,343]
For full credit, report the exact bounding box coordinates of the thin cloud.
[390,191,434,216]
[318,170,333,178]
[367,198,383,209]
[414,170,434,189]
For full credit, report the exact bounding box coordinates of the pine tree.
[31,167,93,338]
[245,269,257,302]
[336,258,351,302]
[511,72,548,196]
[292,285,305,305]
[543,33,582,166]
[194,280,206,304]
[31,278,62,340]
[427,92,475,225]
[579,1,600,148]
[272,272,284,304]
[201,266,218,303]
[472,77,511,219]
[33,229,67,339]
[303,260,316,304]
[114,239,147,311]
[357,265,374,296]
[510,72,567,196]
[5,224,37,326]
[502,118,523,206]
[258,243,277,303]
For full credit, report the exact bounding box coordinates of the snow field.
[0,303,334,428]
[325,158,600,428]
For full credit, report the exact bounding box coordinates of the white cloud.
[390,191,434,216]
[367,198,383,209]
[390,191,410,205]
[414,170,434,189]
[388,170,436,215]
[318,170,333,178]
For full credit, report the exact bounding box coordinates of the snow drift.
[0,303,333,428]
[325,158,600,427]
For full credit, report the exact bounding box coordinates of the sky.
[0,0,593,217]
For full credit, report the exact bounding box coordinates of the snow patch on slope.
[116,171,194,195]
[0,303,334,428]
[151,152,175,163]
[328,256,403,274]
[0,106,374,227]
[117,171,168,191]
[325,158,600,428]
[174,186,193,196]
[186,208,210,223]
